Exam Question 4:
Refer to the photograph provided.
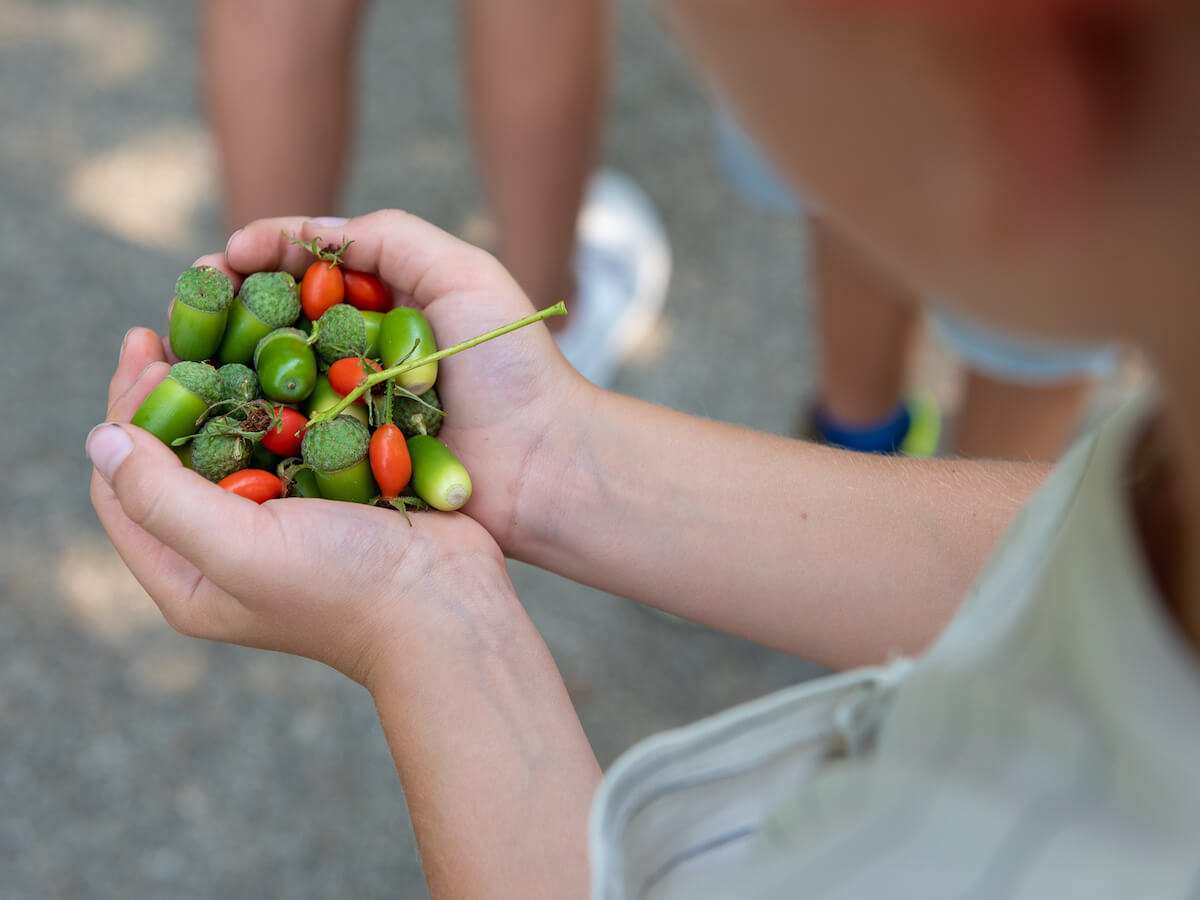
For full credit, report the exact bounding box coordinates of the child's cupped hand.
[89,323,523,693]
[203,212,591,552]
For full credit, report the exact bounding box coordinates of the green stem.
[308,301,567,426]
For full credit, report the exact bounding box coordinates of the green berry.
[313,304,367,367]
[379,306,438,394]
[190,414,252,482]
[407,435,472,511]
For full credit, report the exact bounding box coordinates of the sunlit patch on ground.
[56,537,162,643]
[0,0,160,87]
[57,536,210,691]
[64,125,216,251]
[127,645,209,694]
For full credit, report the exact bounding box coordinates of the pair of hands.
[90,211,589,690]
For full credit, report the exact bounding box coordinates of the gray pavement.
[0,1,834,896]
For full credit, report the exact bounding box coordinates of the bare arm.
[94,328,600,900]
[509,387,1048,669]
[370,576,600,900]
[218,213,1048,671]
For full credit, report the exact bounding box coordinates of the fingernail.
[86,423,133,483]
[224,228,243,257]
[119,327,137,363]
[308,216,348,227]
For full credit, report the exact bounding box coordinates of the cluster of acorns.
[130,245,470,514]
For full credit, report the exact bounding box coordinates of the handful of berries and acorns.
[130,236,564,515]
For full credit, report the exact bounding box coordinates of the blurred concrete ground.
[1,1,1136,898]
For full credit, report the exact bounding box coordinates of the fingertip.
[119,328,168,375]
[119,327,137,363]
[86,422,134,483]
[227,216,316,278]
[223,228,243,258]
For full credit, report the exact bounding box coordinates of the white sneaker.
[554,170,672,387]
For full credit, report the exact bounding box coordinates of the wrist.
[503,377,606,560]
[360,550,525,702]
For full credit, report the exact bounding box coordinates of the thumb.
[87,421,261,578]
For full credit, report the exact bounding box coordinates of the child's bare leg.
[811,216,920,425]
[954,373,1091,462]
[461,0,609,320]
[202,0,366,231]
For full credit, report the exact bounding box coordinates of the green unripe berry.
[379,306,438,394]
[254,328,318,403]
[312,304,367,367]
[407,435,471,511]
[169,266,234,361]
[190,414,253,482]
[362,310,384,358]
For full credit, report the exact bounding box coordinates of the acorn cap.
[217,363,261,405]
[301,415,370,473]
[313,304,367,366]
[190,415,252,482]
[175,265,233,313]
[168,361,222,406]
[239,271,301,328]
[389,386,444,438]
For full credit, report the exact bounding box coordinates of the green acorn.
[388,386,444,438]
[217,363,262,412]
[311,304,367,367]
[190,414,253,483]
[131,361,221,447]
[168,266,234,361]
[216,271,301,366]
[300,414,376,503]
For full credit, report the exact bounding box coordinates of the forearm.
[511,388,1048,668]
[370,573,600,899]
